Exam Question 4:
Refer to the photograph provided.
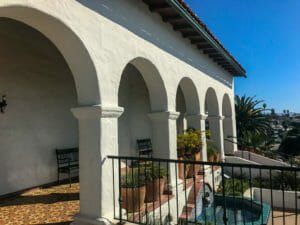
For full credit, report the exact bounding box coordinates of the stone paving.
[0,182,79,225]
[269,210,300,225]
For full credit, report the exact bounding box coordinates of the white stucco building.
[0,0,246,224]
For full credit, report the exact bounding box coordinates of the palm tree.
[263,103,267,115]
[235,95,272,150]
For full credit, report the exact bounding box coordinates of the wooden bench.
[56,148,79,186]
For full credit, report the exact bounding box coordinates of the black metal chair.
[56,148,79,186]
[136,138,153,158]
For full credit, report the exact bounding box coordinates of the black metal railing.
[108,155,300,225]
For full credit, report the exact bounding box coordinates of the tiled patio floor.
[1,181,299,225]
[269,210,300,225]
[0,182,79,225]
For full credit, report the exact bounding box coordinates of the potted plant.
[177,133,188,179]
[178,129,203,177]
[207,140,218,162]
[121,169,146,213]
[145,165,167,202]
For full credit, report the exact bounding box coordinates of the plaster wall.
[0,18,78,196]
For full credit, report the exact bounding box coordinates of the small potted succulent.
[144,165,167,202]
[121,169,146,213]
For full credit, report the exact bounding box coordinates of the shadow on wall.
[77,0,232,87]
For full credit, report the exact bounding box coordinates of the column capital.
[223,115,232,120]
[207,115,224,120]
[71,105,124,120]
[148,111,180,120]
[186,114,208,121]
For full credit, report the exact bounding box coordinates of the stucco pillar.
[186,114,208,161]
[148,111,179,189]
[177,112,187,134]
[71,105,123,225]
[223,116,236,155]
[207,115,225,161]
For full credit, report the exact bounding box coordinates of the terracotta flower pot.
[178,157,185,179]
[194,152,201,161]
[194,152,202,174]
[145,178,165,202]
[208,155,215,162]
[121,186,146,213]
[214,153,220,162]
[186,164,196,178]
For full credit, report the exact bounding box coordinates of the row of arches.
[0,5,236,221]
[118,59,235,158]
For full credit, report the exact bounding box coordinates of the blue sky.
[185,0,300,113]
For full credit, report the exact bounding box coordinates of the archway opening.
[205,88,222,158]
[118,58,168,158]
[175,78,201,160]
[0,18,79,196]
[118,64,152,156]
[176,78,200,134]
[222,94,234,154]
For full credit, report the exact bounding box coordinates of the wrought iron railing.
[108,155,300,225]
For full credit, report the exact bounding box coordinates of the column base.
[71,214,114,225]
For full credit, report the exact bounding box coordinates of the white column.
[207,115,225,161]
[71,105,123,225]
[148,111,179,189]
[223,116,236,154]
[177,112,187,134]
[186,114,208,161]
[148,111,179,159]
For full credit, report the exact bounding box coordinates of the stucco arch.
[176,77,200,115]
[0,5,100,105]
[222,93,235,154]
[205,87,220,116]
[222,93,233,117]
[118,57,168,111]
[175,77,201,133]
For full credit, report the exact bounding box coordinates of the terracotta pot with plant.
[183,129,202,177]
[145,165,167,202]
[121,169,146,213]
[177,134,187,179]
[207,140,218,162]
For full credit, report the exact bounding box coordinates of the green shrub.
[145,165,167,181]
[177,129,202,158]
[253,172,300,191]
[121,169,145,188]
[218,178,249,196]
[206,140,218,159]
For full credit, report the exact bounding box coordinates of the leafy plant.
[177,128,202,158]
[121,169,145,188]
[235,95,273,150]
[218,178,249,196]
[279,125,300,156]
[253,172,300,191]
[145,165,167,181]
[206,140,218,159]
